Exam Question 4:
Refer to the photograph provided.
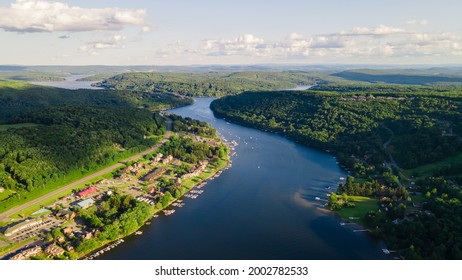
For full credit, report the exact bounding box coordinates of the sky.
[0,0,461,65]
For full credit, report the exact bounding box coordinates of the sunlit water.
[98,98,389,260]
[34,78,389,259]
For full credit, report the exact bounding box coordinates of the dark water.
[100,98,389,260]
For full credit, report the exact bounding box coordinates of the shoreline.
[80,148,232,260]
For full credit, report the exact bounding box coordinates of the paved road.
[0,118,172,222]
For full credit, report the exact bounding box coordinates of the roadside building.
[9,246,42,260]
[78,186,97,198]
[75,198,95,209]
[4,218,43,237]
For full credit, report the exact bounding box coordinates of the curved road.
[0,117,172,222]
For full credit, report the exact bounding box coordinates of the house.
[142,167,167,182]
[44,244,65,257]
[65,244,75,252]
[75,198,95,209]
[162,155,173,165]
[78,186,97,198]
[9,246,42,260]
[154,153,163,162]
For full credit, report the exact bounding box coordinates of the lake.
[31,74,103,90]
[33,78,389,259]
[99,98,389,260]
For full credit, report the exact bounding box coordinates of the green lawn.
[0,189,15,201]
[403,152,462,178]
[336,196,378,222]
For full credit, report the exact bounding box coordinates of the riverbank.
[80,148,231,260]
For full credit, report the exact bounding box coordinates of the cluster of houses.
[181,160,208,179]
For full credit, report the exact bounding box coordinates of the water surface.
[100,98,389,260]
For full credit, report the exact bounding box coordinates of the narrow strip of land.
[0,118,172,221]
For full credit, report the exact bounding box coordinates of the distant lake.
[99,98,390,260]
[30,74,103,90]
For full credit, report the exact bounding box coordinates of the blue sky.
[0,0,461,65]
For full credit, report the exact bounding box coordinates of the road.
[0,117,172,222]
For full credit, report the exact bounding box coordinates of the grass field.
[336,196,378,222]
[403,152,462,178]
[0,189,15,201]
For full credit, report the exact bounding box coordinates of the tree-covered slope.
[97,71,318,96]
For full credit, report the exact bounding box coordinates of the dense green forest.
[332,69,462,85]
[211,84,462,259]
[0,80,192,213]
[211,85,462,170]
[0,80,192,122]
[97,71,318,97]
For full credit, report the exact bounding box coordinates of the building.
[75,198,95,209]
[142,167,167,182]
[44,244,65,257]
[4,218,43,237]
[78,186,97,198]
[181,161,208,179]
[154,153,163,162]
[162,155,173,165]
[9,246,42,260]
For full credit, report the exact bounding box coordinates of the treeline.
[0,80,192,122]
[211,85,462,171]
[158,136,228,164]
[367,178,462,259]
[170,115,217,138]
[0,106,165,193]
[0,80,193,212]
[97,71,317,97]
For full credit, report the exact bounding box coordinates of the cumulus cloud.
[202,34,269,56]
[406,19,428,26]
[198,24,462,62]
[80,34,127,54]
[0,0,146,33]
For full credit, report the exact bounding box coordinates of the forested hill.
[0,80,192,123]
[0,80,191,213]
[211,85,462,174]
[97,71,318,97]
[211,84,462,259]
[332,69,462,85]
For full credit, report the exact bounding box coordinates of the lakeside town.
[0,116,233,260]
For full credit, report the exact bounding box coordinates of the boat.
[339,177,345,180]
[315,197,321,200]
[135,231,143,235]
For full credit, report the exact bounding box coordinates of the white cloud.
[80,34,127,54]
[0,0,146,33]
[198,24,462,62]
[406,19,428,26]
[344,24,407,36]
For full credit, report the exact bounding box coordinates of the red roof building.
[78,186,97,198]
